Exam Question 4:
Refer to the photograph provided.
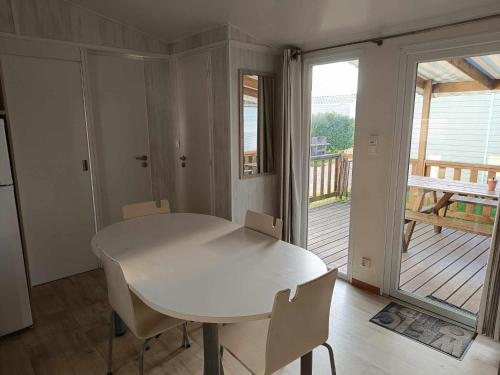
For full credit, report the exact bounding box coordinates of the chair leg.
[322,342,336,375]
[139,339,151,375]
[107,311,115,375]
[220,346,224,375]
[181,322,191,348]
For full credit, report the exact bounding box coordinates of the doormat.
[370,302,476,360]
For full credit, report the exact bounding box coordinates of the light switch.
[368,135,379,155]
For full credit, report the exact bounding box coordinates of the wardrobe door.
[175,51,213,215]
[88,53,153,226]
[1,54,97,285]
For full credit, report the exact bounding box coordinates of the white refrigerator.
[0,117,33,335]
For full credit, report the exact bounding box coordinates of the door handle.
[179,155,186,161]
[135,155,148,161]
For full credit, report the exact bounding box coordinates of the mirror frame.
[239,69,277,179]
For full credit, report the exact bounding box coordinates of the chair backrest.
[244,210,283,240]
[265,268,338,375]
[100,251,139,335]
[122,199,171,220]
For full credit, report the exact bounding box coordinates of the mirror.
[239,70,276,178]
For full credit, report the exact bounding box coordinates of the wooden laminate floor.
[1,269,499,375]
[307,200,490,315]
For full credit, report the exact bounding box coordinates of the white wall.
[313,19,500,288]
[167,27,277,220]
[0,0,176,228]
[229,44,282,223]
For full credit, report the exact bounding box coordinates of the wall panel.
[0,0,15,33]
[4,0,167,53]
[210,45,231,219]
[144,59,177,204]
[229,45,282,224]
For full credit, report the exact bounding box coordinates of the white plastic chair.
[122,199,171,220]
[104,199,186,375]
[245,210,283,240]
[102,252,189,375]
[219,268,338,375]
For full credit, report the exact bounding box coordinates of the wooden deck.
[307,200,490,315]
[308,201,351,275]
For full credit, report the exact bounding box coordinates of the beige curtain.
[280,48,306,245]
[257,76,275,174]
[478,202,500,339]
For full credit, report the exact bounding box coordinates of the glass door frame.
[384,32,500,328]
[302,48,365,282]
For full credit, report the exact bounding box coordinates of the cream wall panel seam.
[0,0,15,33]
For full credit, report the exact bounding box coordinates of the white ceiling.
[71,0,500,48]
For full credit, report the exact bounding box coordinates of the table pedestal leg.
[203,323,220,375]
[301,351,313,375]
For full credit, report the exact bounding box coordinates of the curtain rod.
[302,13,500,55]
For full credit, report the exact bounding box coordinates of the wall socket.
[361,257,371,268]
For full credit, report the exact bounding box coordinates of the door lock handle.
[179,155,186,161]
[135,155,148,161]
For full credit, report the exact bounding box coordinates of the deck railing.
[243,151,257,175]
[309,153,353,202]
[409,159,500,224]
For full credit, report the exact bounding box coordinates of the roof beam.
[433,80,500,94]
[415,76,425,94]
[243,87,258,98]
[446,58,496,90]
[416,76,425,89]
[243,75,258,98]
[415,80,432,176]
[243,76,258,90]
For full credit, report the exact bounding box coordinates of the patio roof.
[468,55,500,79]
[418,55,500,84]
[416,53,500,95]
[413,53,500,175]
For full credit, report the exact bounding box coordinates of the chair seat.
[132,293,184,339]
[220,319,270,375]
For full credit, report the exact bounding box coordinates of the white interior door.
[88,53,153,226]
[175,51,213,214]
[1,54,98,285]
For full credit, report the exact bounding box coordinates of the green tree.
[311,112,354,153]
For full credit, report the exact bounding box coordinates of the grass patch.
[405,194,496,219]
[309,196,351,209]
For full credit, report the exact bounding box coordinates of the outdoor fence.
[309,153,353,202]
[243,151,257,175]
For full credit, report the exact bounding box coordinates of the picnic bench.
[403,175,499,251]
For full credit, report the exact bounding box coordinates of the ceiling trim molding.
[228,40,281,55]
[0,31,170,60]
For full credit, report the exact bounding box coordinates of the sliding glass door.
[389,41,500,327]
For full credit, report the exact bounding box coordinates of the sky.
[311,61,359,96]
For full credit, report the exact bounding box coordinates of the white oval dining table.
[91,213,327,375]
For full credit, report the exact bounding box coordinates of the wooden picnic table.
[403,175,500,251]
